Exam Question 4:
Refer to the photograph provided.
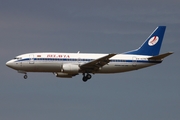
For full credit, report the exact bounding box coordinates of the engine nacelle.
[54,72,73,78]
[62,64,80,74]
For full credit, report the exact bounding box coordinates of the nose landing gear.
[18,71,28,79]
[82,73,92,82]
[24,74,28,79]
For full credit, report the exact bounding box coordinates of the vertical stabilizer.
[125,26,166,56]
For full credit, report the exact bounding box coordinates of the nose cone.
[6,60,15,69]
[6,61,11,67]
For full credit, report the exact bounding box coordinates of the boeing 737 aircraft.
[6,26,173,82]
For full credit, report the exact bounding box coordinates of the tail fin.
[125,26,166,56]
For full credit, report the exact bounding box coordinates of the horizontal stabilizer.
[148,52,173,60]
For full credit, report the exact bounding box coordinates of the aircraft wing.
[80,53,116,72]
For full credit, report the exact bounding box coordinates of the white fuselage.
[6,52,160,74]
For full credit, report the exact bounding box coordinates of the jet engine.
[62,64,80,74]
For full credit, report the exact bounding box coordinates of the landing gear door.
[29,54,34,64]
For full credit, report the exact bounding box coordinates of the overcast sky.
[0,0,180,120]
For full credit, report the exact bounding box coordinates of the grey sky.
[0,0,180,120]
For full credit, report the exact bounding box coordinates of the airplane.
[6,26,173,82]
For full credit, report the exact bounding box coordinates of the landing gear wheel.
[82,73,92,82]
[24,74,28,79]
[86,74,92,79]
[82,76,88,82]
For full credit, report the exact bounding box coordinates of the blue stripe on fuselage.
[15,58,162,64]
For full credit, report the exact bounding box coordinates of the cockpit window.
[13,57,21,60]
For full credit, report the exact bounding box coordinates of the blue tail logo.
[125,26,166,56]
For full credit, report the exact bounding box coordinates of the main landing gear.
[82,73,92,82]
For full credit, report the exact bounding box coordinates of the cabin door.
[29,54,34,64]
[132,57,137,66]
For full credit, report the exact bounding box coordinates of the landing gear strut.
[18,71,28,79]
[82,73,92,82]
[24,74,28,79]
